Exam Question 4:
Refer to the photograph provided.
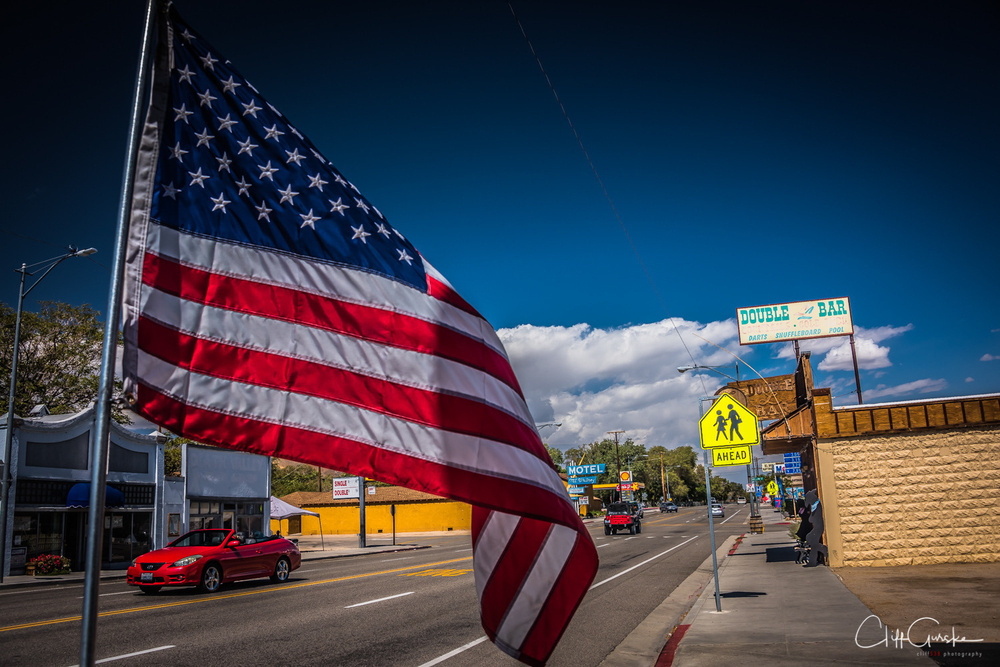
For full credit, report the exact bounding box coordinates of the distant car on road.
[710,503,724,519]
[604,502,642,535]
[126,529,301,594]
[737,497,747,505]
[659,502,678,513]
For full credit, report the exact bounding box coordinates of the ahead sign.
[699,393,759,449]
[711,445,752,467]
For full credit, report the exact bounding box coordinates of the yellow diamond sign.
[699,393,760,449]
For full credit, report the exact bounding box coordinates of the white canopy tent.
[270,496,324,550]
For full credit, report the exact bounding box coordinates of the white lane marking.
[597,543,611,548]
[417,636,489,667]
[344,591,414,608]
[590,536,699,590]
[380,556,415,562]
[624,536,639,541]
[719,509,742,524]
[453,548,473,552]
[68,645,175,665]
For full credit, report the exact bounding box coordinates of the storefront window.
[188,498,265,538]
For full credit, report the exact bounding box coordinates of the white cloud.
[965,377,975,383]
[498,318,742,448]
[774,324,914,372]
[498,317,931,453]
[981,353,999,362]
[864,378,948,400]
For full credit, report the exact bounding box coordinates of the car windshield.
[607,503,629,513]
[169,530,230,548]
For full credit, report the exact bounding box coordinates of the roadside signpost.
[332,476,360,499]
[698,393,761,612]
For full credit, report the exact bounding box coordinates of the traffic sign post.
[697,396,724,612]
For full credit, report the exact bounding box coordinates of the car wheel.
[199,563,222,593]
[636,522,642,534]
[629,524,636,535]
[604,526,611,536]
[612,528,617,535]
[270,557,291,583]
[139,586,161,595]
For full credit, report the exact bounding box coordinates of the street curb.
[300,544,431,561]
[0,544,431,590]
[0,572,129,589]
[598,533,739,667]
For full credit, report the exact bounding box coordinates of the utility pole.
[608,430,625,502]
[660,453,666,501]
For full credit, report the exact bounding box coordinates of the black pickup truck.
[603,501,642,535]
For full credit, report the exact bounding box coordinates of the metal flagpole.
[80,1,159,664]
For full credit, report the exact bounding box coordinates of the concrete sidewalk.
[666,510,937,666]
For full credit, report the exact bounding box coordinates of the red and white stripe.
[122,223,597,663]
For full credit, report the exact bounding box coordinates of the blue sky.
[2,2,997,480]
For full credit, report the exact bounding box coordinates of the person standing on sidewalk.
[802,490,828,567]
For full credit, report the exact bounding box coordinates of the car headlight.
[170,555,204,567]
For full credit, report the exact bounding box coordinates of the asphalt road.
[0,505,748,667]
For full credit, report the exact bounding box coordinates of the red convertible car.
[126,529,301,594]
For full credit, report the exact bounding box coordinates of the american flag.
[121,7,597,664]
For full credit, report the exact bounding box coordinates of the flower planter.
[28,554,71,576]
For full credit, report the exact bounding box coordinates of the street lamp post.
[661,461,684,502]
[608,430,625,502]
[1,246,96,582]
[677,364,740,381]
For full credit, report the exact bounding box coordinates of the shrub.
[30,553,71,575]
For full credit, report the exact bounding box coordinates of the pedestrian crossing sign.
[699,393,760,449]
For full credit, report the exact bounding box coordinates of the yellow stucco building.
[271,486,471,536]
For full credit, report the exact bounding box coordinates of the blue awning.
[66,483,125,508]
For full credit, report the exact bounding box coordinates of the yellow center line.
[0,556,472,633]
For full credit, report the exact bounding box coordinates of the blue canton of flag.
[154,15,424,289]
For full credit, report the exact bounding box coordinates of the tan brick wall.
[822,426,1000,566]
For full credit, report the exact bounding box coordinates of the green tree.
[544,444,564,470]
[271,460,325,497]
[645,445,700,502]
[164,440,183,476]
[0,301,125,421]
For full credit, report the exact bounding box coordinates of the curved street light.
[1,246,97,582]
[677,363,740,381]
